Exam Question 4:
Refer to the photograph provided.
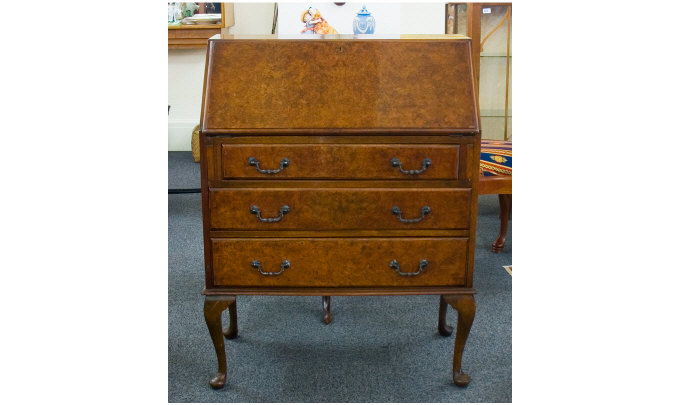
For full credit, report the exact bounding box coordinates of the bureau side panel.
[463,134,481,287]
[199,133,214,288]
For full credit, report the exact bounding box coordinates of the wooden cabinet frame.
[168,3,235,49]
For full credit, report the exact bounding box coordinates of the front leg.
[204,295,236,389]
[442,294,476,387]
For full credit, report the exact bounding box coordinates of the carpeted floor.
[168,151,512,402]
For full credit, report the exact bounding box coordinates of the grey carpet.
[168,152,512,402]
[169,151,201,189]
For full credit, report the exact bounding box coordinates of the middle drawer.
[209,188,471,230]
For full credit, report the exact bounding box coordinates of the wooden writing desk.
[199,35,481,388]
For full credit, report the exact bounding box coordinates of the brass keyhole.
[337,46,343,53]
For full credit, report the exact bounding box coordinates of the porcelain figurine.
[170,2,184,22]
[300,7,338,35]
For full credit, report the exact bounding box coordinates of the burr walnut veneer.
[199,36,481,389]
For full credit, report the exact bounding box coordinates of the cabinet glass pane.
[479,55,512,117]
[479,5,511,141]
[481,116,512,141]
[480,5,511,55]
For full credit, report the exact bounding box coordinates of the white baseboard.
[168,120,198,151]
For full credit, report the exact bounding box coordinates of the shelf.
[169,27,225,49]
[480,52,512,57]
[480,109,512,117]
[169,24,224,29]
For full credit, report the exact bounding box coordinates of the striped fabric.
[480,139,512,177]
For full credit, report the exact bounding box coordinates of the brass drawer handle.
[251,259,290,276]
[389,259,428,277]
[391,206,431,223]
[249,205,290,223]
[390,157,432,174]
[248,157,290,174]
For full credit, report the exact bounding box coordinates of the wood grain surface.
[201,39,478,132]
[209,187,471,230]
[211,237,468,287]
[221,144,459,179]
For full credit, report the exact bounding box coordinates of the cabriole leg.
[204,295,236,389]
[438,295,453,336]
[492,194,511,252]
[442,294,476,387]
[223,298,238,339]
[322,296,332,324]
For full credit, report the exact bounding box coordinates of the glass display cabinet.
[447,3,511,141]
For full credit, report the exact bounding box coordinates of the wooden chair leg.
[322,296,332,324]
[442,294,476,387]
[204,295,236,389]
[491,194,512,253]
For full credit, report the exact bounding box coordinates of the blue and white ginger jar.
[353,5,375,34]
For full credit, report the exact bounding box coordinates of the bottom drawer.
[211,238,468,288]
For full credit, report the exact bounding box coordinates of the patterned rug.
[503,265,512,276]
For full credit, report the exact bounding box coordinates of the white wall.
[168,48,207,151]
[402,2,445,33]
[168,2,445,151]
[168,3,276,151]
[229,2,277,35]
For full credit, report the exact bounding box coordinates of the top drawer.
[221,144,460,180]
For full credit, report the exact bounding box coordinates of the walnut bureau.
[199,35,481,389]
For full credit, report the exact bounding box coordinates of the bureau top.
[200,37,480,135]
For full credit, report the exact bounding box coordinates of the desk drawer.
[211,238,468,287]
[209,188,471,230]
[221,144,460,180]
